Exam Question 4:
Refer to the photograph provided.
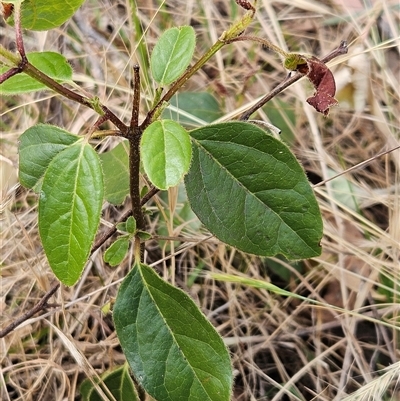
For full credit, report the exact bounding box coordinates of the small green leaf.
[141,120,192,190]
[104,237,130,267]
[162,92,223,128]
[185,122,323,259]
[114,262,232,401]
[99,141,129,205]
[284,53,307,71]
[39,142,104,286]
[151,26,196,85]
[136,230,152,241]
[116,222,127,232]
[8,0,85,31]
[80,365,139,401]
[0,52,73,95]
[19,124,79,191]
[125,216,137,234]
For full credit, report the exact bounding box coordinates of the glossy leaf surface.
[19,124,79,191]
[141,120,192,190]
[185,122,323,259]
[151,26,196,85]
[0,52,73,95]
[39,142,104,286]
[114,262,232,401]
[10,0,85,30]
[99,141,129,205]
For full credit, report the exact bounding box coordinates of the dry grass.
[1,0,399,400]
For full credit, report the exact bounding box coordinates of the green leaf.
[141,120,192,190]
[113,262,232,401]
[136,230,152,241]
[184,122,323,259]
[39,142,104,286]
[104,237,130,267]
[8,0,85,31]
[162,92,223,128]
[151,26,196,85]
[80,365,139,401]
[19,124,79,191]
[125,216,137,234]
[99,141,129,205]
[0,52,73,95]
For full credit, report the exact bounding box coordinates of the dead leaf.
[305,57,338,116]
[284,53,339,115]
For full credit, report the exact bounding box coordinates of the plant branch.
[139,8,256,130]
[0,66,21,84]
[129,135,146,231]
[239,40,348,120]
[139,39,226,130]
[130,65,141,129]
[21,62,127,131]
[1,2,127,132]
[125,65,146,232]
[141,186,160,206]
[14,1,26,58]
[0,283,60,338]
[225,35,289,58]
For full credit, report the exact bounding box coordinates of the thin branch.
[14,1,26,58]
[140,186,160,206]
[239,41,348,120]
[129,136,146,231]
[0,283,60,338]
[313,144,400,188]
[130,65,141,130]
[1,2,127,132]
[140,39,226,130]
[0,67,21,84]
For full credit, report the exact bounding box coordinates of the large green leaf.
[7,0,85,31]
[19,124,79,191]
[0,52,73,95]
[151,26,196,85]
[80,365,139,401]
[113,262,232,401]
[39,142,104,286]
[99,141,130,205]
[184,122,323,259]
[162,92,223,128]
[141,120,192,190]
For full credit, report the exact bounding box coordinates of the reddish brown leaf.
[305,57,338,116]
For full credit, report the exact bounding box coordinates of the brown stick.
[0,283,60,338]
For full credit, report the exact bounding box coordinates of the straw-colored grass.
[1,1,399,400]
